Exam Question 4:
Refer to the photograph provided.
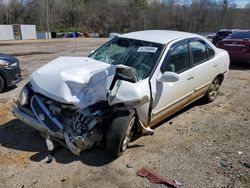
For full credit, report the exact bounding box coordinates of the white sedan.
[12,30,230,157]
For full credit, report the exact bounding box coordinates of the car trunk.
[219,39,250,53]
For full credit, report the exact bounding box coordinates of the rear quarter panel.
[216,48,230,76]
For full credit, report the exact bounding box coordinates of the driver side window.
[161,43,190,74]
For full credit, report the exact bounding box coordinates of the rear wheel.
[204,76,221,102]
[0,75,5,93]
[106,110,135,158]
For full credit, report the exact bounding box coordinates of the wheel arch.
[216,74,224,84]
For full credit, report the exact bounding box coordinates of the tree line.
[0,0,250,34]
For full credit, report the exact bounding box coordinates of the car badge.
[39,113,45,121]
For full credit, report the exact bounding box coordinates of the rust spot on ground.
[0,102,14,125]
[0,152,32,168]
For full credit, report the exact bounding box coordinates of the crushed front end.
[11,57,152,155]
[11,83,114,155]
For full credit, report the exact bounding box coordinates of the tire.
[0,75,5,93]
[106,110,135,158]
[204,76,221,102]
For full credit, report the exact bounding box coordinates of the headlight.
[0,60,9,67]
[0,60,18,68]
[9,62,18,67]
[19,86,30,106]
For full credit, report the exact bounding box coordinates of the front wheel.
[106,110,135,158]
[204,77,221,102]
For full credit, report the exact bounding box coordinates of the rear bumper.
[228,52,250,62]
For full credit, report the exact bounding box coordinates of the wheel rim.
[121,116,135,152]
[208,78,220,100]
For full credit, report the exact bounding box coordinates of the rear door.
[188,39,219,97]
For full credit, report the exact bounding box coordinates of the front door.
[150,41,195,126]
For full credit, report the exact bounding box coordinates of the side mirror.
[157,71,180,83]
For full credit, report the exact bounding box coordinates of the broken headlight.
[18,86,30,106]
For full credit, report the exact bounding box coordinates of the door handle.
[213,64,218,67]
[187,76,194,80]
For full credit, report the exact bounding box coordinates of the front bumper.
[11,105,63,139]
[3,67,22,87]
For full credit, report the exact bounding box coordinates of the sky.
[233,0,250,8]
[160,0,250,8]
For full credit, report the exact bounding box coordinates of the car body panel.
[216,30,250,62]
[30,56,116,108]
[0,53,22,87]
[217,39,250,61]
[0,67,22,86]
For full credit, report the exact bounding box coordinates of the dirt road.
[0,38,249,188]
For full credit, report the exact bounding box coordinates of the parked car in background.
[0,53,22,93]
[212,29,239,45]
[216,30,250,62]
[207,33,216,39]
[109,32,120,39]
[11,30,229,158]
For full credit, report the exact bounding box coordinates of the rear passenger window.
[207,44,215,59]
[161,43,190,74]
[189,41,208,65]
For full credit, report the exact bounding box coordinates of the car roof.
[233,30,250,32]
[120,30,199,44]
[219,29,239,32]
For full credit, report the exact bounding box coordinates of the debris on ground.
[126,164,134,168]
[239,160,250,168]
[219,159,229,168]
[173,179,182,186]
[202,142,213,147]
[61,178,66,182]
[136,167,180,188]
[237,151,243,155]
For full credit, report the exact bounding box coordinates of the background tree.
[0,0,249,34]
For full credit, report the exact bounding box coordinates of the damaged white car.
[11,30,230,157]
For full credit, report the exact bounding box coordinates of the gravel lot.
[0,38,249,188]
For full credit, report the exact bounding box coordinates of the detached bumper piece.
[30,95,63,133]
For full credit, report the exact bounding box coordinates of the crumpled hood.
[30,56,116,108]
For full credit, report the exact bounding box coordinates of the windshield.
[89,37,164,80]
[227,32,250,39]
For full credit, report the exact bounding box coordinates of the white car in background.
[11,30,230,158]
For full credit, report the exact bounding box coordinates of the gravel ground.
[0,38,249,188]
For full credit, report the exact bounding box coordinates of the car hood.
[30,56,116,108]
[0,53,18,64]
